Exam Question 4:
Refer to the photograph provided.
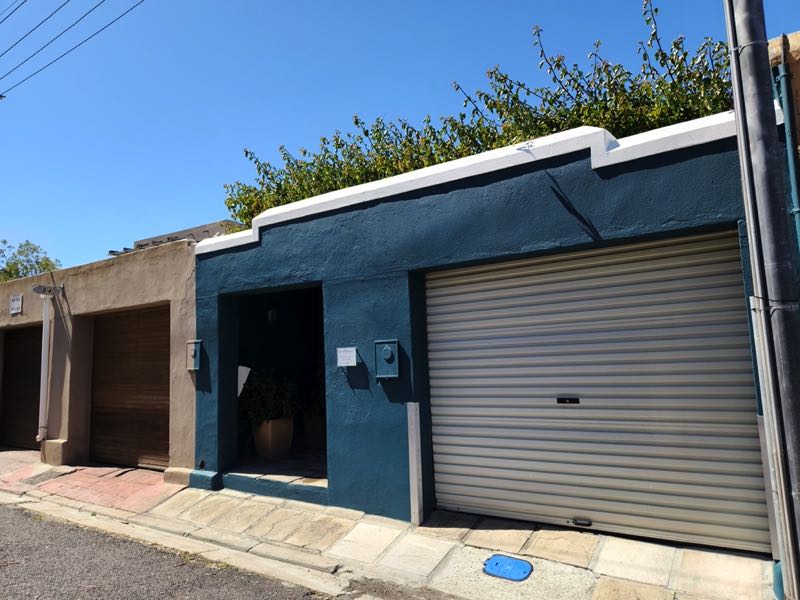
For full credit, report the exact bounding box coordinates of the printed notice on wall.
[336,347,357,367]
[9,294,22,316]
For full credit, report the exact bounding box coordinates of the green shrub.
[240,370,300,425]
[224,0,731,227]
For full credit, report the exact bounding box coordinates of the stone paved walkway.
[137,489,774,600]
[0,449,777,600]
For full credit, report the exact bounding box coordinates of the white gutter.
[33,284,61,443]
[196,107,783,256]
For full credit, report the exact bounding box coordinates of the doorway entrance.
[0,326,42,450]
[232,286,327,489]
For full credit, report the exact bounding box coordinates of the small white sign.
[9,294,22,316]
[336,347,358,367]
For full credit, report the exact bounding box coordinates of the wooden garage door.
[91,305,170,469]
[426,231,770,552]
[1,326,42,450]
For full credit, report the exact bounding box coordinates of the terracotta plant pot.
[253,416,294,461]
[303,413,327,450]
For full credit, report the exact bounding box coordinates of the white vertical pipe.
[407,401,423,525]
[35,295,50,443]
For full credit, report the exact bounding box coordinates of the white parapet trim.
[196,107,783,256]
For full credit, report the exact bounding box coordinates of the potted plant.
[240,369,299,461]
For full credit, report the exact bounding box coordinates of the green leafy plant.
[224,1,731,227]
[0,239,61,282]
[239,370,299,425]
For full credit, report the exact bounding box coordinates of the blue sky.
[1,0,797,267]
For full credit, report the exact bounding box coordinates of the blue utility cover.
[482,554,533,582]
[374,339,399,379]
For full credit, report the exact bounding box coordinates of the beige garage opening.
[0,326,42,450]
[91,305,170,469]
[425,230,770,552]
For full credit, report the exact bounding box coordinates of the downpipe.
[773,37,800,251]
[32,284,61,444]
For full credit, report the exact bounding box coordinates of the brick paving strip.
[0,451,776,600]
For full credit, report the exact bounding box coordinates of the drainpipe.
[774,36,800,250]
[32,284,61,444]
[725,1,800,597]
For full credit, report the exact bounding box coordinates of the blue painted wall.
[195,138,792,520]
[323,275,413,516]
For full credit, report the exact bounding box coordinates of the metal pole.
[726,0,800,595]
[726,3,796,586]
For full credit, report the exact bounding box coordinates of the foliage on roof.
[224,1,731,227]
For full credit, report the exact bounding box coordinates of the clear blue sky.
[1,0,797,267]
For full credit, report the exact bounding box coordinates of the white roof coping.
[197,106,784,255]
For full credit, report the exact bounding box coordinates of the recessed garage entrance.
[425,230,770,552]
[90,305,170,469]
[0,326,42,450]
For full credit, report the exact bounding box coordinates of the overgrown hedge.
[225,1,731,227]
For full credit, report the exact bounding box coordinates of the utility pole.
[725,1,800,597]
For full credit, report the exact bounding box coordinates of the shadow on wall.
[345,361,370,390]
[341,342,413,403]
[544,170,603,243]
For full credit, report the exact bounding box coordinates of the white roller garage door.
[425,230,770,552]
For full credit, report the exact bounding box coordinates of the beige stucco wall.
[0,241,196,483]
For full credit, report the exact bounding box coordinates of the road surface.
[0,505,328,600]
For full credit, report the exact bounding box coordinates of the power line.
[0,0,145,99]
[0,0,109,84]
[0,0,73,61]
[0,0,21,19]
[0,0,27,26]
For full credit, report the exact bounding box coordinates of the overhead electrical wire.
[0,0,145,98]
[0,0,27,26]
[0,0,109,84]
[0,0,21,19]
[0,0,73,61]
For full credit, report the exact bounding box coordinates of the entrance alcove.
[227,286,328,494]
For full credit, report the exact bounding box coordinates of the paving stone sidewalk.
[0,451,777,600]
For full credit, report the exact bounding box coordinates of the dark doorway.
[1,326,42,450]
[234,286,327,487]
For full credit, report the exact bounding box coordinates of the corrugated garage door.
[0,326,42,450]
[425,230,770,552]
[91,305,170,469]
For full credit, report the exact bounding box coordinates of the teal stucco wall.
[192,138,784,521]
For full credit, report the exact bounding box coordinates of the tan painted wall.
[0,241,196,483]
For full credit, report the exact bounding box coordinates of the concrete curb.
[0,485,776,600]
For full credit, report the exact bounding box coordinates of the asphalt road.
[0,505,329,600]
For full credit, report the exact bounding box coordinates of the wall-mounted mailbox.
[186,339,201,371]
[375,339,399,380]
